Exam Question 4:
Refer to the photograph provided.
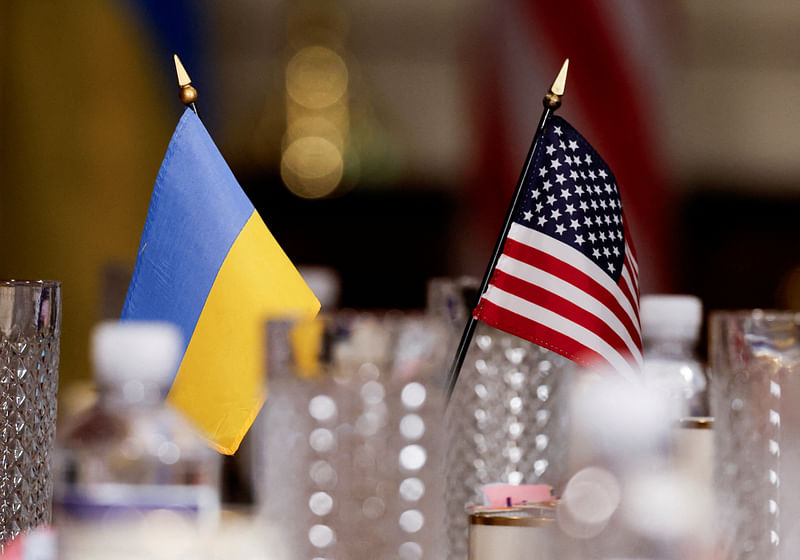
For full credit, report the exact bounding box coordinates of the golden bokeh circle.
[286,46,348,110]
[281,136,343,198]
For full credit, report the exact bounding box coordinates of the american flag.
[473,116,642,379]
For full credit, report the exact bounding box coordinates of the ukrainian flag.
[122,108,320,454]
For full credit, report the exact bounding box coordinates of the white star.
[565,203,576,215]
[599,231,607,242]
[599,199,607,209]
[605,183,613,194]
[564,155,572,166]
[595,216,603,226]
[537,216,548,227]
[523,210,533,221]
[559,140,566,150]
[550,159,562,170]
[546,195,557,205]
[585,154,593,165]
[590,199,598,210]
[555,223,566,235]
[574,234,585,246]
[594,185,602,195]
[531,189,541,199]
[568,140,579,151]
[613,247,620,256]
[584,216,593,227]
[607,262,615,273]
[614,215,620,224]
[598,169,607,179]
[539,168,547,177]
[604,215,612,225]
[580,171,587,179]
[603,247,611,257]
[570,170,579,180]
[542,180,552,190]
[553,126,562,136]
[555,174,566,185]
[588,232,597,243]
[575,185,585,196]
[588,170,596,180]
[535,202,544,212]
[560,189,571,200]
[545,145,556,155]
[579,201,588,211]
[550,208,562,220]
[569,219,580,230]
[592,248,601,258]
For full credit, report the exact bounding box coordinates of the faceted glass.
[255,312,450,559]
[444,323,576,560]
[427,277,577,560]
[0,281,61,544]
[710,310,800,560]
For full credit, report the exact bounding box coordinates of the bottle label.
[57,482,219,521]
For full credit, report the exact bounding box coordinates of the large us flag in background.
[474,116,642,379]
[465,0,675,294]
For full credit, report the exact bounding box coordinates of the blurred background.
[2,0,800,388]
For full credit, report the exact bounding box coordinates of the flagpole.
[174,54,199,115]
[445,59,569,403]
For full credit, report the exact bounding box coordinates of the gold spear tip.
[174,54,192,87]
[551,58,569,96]
[543,58,568,109]
[173,54,198,107]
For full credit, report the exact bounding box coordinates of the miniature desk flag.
[122,108,320,454]
[473,116,642,380]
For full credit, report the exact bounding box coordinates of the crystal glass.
[255,312,450,559]
[710,310,800,559]
[444,324,577,559]
[427,278,578,560]
[0,280,61,543]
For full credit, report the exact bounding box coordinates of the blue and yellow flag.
[122,108,320,454]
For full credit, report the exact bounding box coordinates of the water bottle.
[54,321,221,559]
[640,294,713,554]
[641,295,708,419]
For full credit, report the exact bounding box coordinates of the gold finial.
[173,54,198,109]
[543,58,569,109]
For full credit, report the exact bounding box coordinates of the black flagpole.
[445,59,569,403]
[174,54,199,115]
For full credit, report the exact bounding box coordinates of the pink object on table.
[0,527,56,559]
[481,483,552,507]
[0,535,22,560]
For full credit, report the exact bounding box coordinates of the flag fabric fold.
[474,116,641,380]
[122,108,320,454]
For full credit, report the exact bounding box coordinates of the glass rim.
[266,309,435,322]
[709,309,800,322]
[0,280,61,288]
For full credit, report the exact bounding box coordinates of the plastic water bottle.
[54,321,221,559]
[641,295,708,419]
[640,295,713,554]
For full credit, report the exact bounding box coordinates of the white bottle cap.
[299,265,341,310]
[640,295,703,341]
[91,321,183,384]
